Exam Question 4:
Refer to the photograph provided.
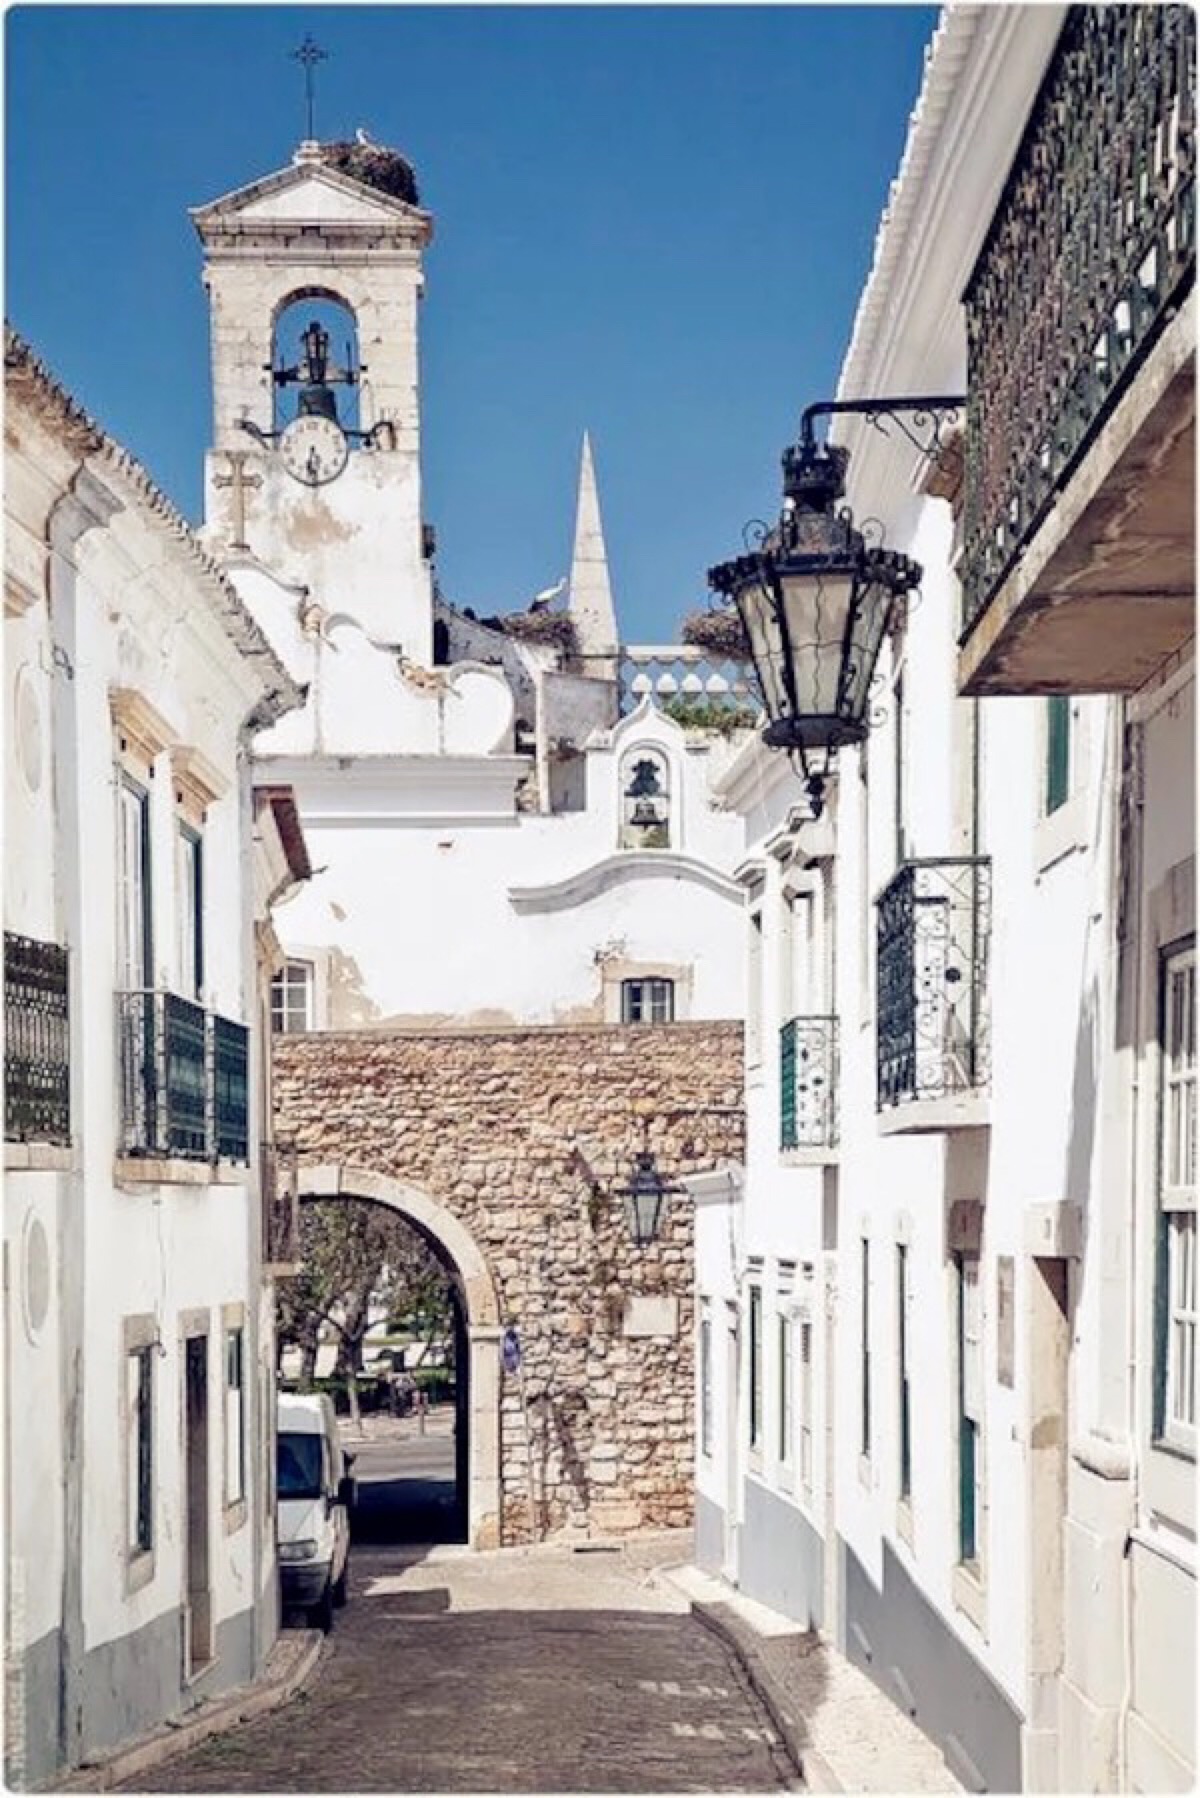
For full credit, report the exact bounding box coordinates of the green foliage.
[276,1196,454,1382]
[662,696,759,737]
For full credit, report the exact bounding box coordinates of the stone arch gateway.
[297,1161,502,1550]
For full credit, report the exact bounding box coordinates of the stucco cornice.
[508,851,742,915]
[5,325,305,731]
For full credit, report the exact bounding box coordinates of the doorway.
[1025,1255,1070,1787]
[184,1331,212,1673]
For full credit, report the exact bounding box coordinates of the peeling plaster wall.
[274,1022,744,1542]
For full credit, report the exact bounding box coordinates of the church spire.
[567,431,618,676]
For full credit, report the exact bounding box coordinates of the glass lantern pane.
[778,568,855,722]
[736,576,789,722]
[840,571,895,726]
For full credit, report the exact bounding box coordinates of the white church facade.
[189,137,752,1036]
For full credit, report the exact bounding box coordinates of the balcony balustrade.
[960,7,1195,694]
[780,1016,839,1153]
[876,859,991,1121]
[118,990,250,1164]
[5,931,70,1146]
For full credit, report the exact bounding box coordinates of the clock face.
[279,415,349,486]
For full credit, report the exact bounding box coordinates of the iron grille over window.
[118,990,249,1163]
[780,1016,839,1150]
[876,859,992,1110]
[961,6,1196,633]
[5,931,70,1145]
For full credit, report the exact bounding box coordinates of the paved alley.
[123,1539,800,1793]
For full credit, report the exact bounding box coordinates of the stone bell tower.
[192,138,435,663]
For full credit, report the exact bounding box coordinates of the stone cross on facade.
[213,452,262,551]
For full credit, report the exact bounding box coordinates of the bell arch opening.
[271,291,362,435]
[288,1163,501,1552]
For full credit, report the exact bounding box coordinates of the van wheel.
[333,1558,349,1608]
[311,1582,335,1634]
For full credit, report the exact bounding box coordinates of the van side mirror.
[337,1474,356,1509]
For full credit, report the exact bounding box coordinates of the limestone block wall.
[274,1022,743,1542]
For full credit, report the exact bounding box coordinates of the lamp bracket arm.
[799,395,966,464]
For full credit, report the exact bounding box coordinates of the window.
[117,776,153,988]
[957,1252,984,1565]
[777,1313,793,1467]
[619,749,671,849]
[898,1245,912,1501]
[1158,945,1196,1451]
[271,960,314,1034]
[127,1345,154,1555]
[747,908,764,1071]
[861,1238,872,1459]
[699,1310,713,1458]
[748,1284,763,1452]
[799,1319,813,1497]
[894,668,909,864]
[225,1327,245,1507]
[277,1431,324,1500]
[176,825,204,1000]
[621,977,675,1024]
[1044,696,1072,815]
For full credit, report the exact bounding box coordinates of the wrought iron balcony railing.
[118,990,250,1164]
[5,931,70,1146]
[961,7,1196,635]
[780,1015,839,1151]
[876,859,992,1112]
[261,1141,300,1270]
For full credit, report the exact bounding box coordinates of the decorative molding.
[171,745,230,817]
[508,850,742,915]
[111,688,180,767]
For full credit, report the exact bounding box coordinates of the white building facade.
[189,139,751,1038]
[696,8,1195,1792]
[4,332,306,1786]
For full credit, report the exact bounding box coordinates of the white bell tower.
[192,139,435,663]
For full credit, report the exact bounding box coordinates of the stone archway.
[297,1162,502,1551]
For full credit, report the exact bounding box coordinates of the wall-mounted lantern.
[706,396,962,817]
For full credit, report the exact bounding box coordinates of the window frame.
[777,1310,793,1471]
[1155,942,1197,1455]
[117,773,154,990]
[271,959,315,1035]
[699,1308,713,1459]
[956,1250,984,1568]
[748,1282,763,1456]
[798,1315,814,1500]
[1044,695,1072,816]
[860,1237,872,1462]
[224,1324,246,1512]
[176,822,204,1001]
[620,976,676,1025]
[898,1243,912,1502]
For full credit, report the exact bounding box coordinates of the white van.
[276,1393,355,1630]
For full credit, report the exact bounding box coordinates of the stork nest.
[681,606,752,662]
[496,611,579,655]
[317,141,420,206]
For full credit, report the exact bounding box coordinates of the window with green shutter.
[1045,696,1071,815]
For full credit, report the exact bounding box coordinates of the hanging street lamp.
[614,1149,684,1248]
[706,396,962,818]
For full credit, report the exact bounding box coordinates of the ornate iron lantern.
[707,397,961,817]
[616,1150,682,1248]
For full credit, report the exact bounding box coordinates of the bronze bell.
[630,797,662,828]
[298,383,339,423]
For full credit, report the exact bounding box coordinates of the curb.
[691,1600,844,1794]
[54,1630,324,1792]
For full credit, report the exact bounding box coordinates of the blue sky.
[6,4,936,641]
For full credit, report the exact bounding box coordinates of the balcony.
[5,931,70,1148]
[876,860,991,1133]
[261,1141,301,1275]
[959,7,1195,696]
[118,990,249,1167]
[780,1016,838,1159]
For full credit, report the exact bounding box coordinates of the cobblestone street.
[123,1540,800,1792]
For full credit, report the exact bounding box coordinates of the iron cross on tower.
[292,34,327,141]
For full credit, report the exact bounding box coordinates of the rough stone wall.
[274,1022,743,1544]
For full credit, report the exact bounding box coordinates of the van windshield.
[277,1431,324,1500]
